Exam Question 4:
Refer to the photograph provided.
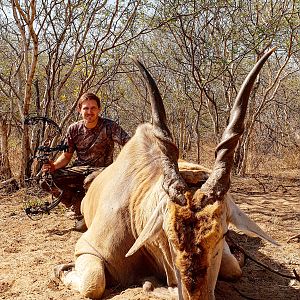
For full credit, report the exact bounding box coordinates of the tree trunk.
[20,125,31,185]
[0,118,12,180]
[178,112,185,158]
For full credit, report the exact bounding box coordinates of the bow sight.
[24,114,68,219]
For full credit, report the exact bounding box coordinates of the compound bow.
[23,114,68,219]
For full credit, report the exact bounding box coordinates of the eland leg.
[54,254,106,299]
[219,241,243,281]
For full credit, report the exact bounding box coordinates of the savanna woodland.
[0,1,299,300]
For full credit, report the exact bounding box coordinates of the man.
[41,92,130,231]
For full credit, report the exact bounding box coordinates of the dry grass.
[0,168,299,300]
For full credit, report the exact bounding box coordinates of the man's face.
[80,99,101,127]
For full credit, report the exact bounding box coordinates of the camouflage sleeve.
[111,122,130,146]
[64,124,76,154]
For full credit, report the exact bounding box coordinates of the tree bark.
[0,117,12,180]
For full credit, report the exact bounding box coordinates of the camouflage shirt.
[65,118,130,167]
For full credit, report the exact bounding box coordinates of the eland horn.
[202,47,276,199]
[134,59,187,205]
[133,59,171,138]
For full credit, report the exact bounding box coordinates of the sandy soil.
[0,173,299,300]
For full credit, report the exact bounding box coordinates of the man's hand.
[42,160,56,173]
[42,151,72,173]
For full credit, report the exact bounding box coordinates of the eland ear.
[226,194,279,246]
[126,198,168,257]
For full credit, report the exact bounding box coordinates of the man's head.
[78,92,101,128]
[77,92,101,110]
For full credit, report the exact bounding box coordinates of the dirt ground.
[0,172,299,300]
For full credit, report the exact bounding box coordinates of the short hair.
[77,92,101,110]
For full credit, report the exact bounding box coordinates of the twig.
[293,269,300,281]
[227,235,300,282]
[246,254,299,281]
[273,184,288,193]
[253,176,267,193]
[287,233,300,243]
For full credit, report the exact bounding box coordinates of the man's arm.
[111,122,130,146]
[42,151,73,173]
[53,151,73,170]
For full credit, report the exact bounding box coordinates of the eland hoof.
[54,263,75,279]
[73,218,87,232]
